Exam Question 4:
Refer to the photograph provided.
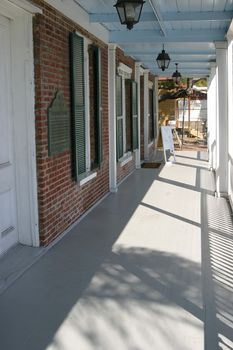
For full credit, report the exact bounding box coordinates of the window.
[70,32,102,181]
[116,63,138,161]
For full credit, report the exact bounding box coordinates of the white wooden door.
[0,15,18,255]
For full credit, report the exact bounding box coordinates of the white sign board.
[161,126,176,163]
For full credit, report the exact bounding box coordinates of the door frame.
[0,0,41,247]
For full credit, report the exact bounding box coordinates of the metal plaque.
[48,90,70,155]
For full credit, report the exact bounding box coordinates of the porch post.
[207,63,217,171]
[215,41,228,197]
[154,76,159,143]
[227,21,233,205]
[108,44,118,193]
[144,69,149,160]
[135,62,141,168]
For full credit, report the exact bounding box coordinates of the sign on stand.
[160,126,176,163]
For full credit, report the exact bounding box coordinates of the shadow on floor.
[0,151,233,350]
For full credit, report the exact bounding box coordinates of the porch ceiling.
[74,0,233,78]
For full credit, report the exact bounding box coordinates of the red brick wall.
[116,48,136,183]
[33,0,109,245]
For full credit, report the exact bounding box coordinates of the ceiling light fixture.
[156,44,171,71]
[172,63,182,84]
[114,0,145,30]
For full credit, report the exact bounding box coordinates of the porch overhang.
[59,0,233,79]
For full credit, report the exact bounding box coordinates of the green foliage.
[193,78,207,87]
[159,79,175,90]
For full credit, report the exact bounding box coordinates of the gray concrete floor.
[1,151,233,350]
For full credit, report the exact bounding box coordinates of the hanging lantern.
[156,44,171,71]
[172,63,182,84]
[114,0,145,30]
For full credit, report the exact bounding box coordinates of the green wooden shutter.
[70,32,86,180]
[93,45,103,166]
[151,89,155,139]
[153,88,157,139]
[149,88,155,142]
[116,75,123,159]
[132,80,138,150]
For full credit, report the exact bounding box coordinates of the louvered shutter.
[116,75,124,160]
[92,45,103,166]
[70,32,86,180]
[149,88,155,142]
[153,87,157,139]
[132,81,138,150]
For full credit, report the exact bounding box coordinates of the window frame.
[117,63,133,162]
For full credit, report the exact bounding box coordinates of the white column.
[207,63,217,171]
[154,76,159,143]
[108,44,118,193]
[227,21,233,204]
[135,62,141,168]
[215,41,228,196]
[144,69,149,160]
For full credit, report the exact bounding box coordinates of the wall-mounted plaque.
[48,90,70,156]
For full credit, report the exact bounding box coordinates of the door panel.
[0,15,18,255]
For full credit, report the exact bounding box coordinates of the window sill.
[79,171,97,186]
[119,152,133,167]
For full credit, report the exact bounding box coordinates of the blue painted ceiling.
[74,0,233,78]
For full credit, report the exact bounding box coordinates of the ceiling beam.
[90,11,233,23]
[148,0,166,36]
[155,73,208,78]
[110,29,226,43]
[149,69,210,76]
[138,58,213,63]
[124,50,216,56]
[164,11,233,22]
[148,68,210,72]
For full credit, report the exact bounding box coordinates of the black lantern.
[156,44,171,71]
[172,63,182,84]
[114,0,145,30]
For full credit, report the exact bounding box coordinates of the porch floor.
[1,151,233,350]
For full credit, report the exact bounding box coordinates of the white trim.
[148,141,154,148]
[0,5,39,247]
[8,0,42,14]
[45,0,109,44]
[154,76,159,145]
[207,65,217,171]
[140,66,145,76]
[118,64,133,155]
[215,41,228,49]
[215,43,228,195]
[215,191,228,198]
[122,76,126,153]
[227,20,233,42]
[135,62,141,169]
[79,172,97,186]
[148,81,153,89]
[144,70,149,160]
[227,39,233,200]
[108,44,118,193]
[119,152,133,167]
[117,62,132,79]
[0,0,41,19]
